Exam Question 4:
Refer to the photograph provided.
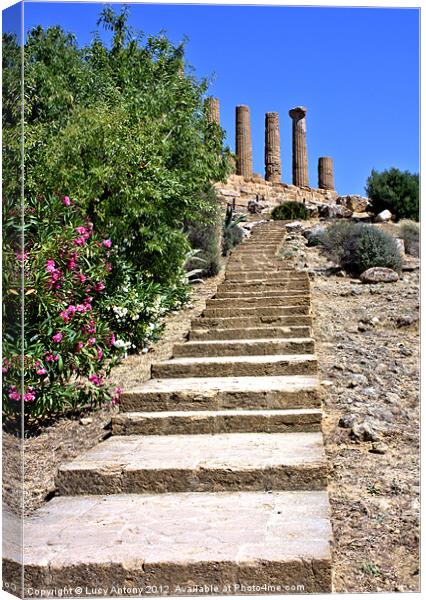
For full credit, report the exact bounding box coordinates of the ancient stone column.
[264,112,282,182]
[318,157,335,190]
[235,105,253,178]
[205,97,220,125]
[289,106,309,187]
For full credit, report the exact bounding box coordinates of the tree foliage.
[365,168,419,221]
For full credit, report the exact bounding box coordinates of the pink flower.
[76,304,87,313]
[107,333,116,348]
[63,196,71,206]
[97,347,103,361]
[60,310,70,323]
[89,374,103,387]
[16,252,29,262]
[94,282,105,292]
[78,273,87,283]
[45,352,59,362]
[67,305,77,315]
[24,388,36,403]
[2,359,9,374]
[46,260,56,273]
[75,342,84,352]
[102,239,112,248]
[111,387,122,405]
[84,302,92,312]
[88,337,96,346]
[36,368,47,375]
[52,332,63,343]
[105,262,112,272]
[86,320,96,334]
[8,386,20,402]
[74,237,85,247]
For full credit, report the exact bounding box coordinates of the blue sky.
[13,2,422,195]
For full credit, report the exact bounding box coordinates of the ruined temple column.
[318,157,335,190]
[205,97,220,125]
[289,106,309,187]
[264,112,282,182]
[235,105,253,178]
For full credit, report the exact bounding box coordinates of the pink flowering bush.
[2,193,123,417]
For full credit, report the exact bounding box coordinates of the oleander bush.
[2,193,124,417]
[2,7,230,419]
[271,201,309,221]
[399,220,420,257]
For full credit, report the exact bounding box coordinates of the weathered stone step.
[56,432,327,495]
[192,314,313,329]
[225,273,303,282]
[202,305,310,318]
[215,289,309,299]
[189,325,311,340]
[217,283,310,294]
[224,275,309,285]
[7,491,332,594]
[207,295,311,308]
[152,353,317,379]
[120,375,320,412]
[173,337,315,358]
[112,408,322,435]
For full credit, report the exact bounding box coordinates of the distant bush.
[318,222,402,275]
[271,201,309,221]
[399,220,420,257]
[222,207,245,256]
[366,168,419,221]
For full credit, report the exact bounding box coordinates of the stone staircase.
[9,221,333,595]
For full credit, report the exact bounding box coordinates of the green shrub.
[185,187,222,278]
[399,220,420,257]
[222,208,245,256]
[314,221,357,262]
[366,168,419,221]
[271,201,309,221]
[318,222,402,275]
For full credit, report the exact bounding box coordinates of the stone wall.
[215,174,338,212]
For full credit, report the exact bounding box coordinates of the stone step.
[224,275,309,285]
[215,289,309,299]
[192,314,313,329]
[202,305,310,318]
[120,375,320,412]
[225,273,302,282]
[217,283,310,294]
[189,325,311,340]
[173,337,315,358]
[8,491,332,593]
[112,408,322,435]
[152,353,317,379]
[56,432,328,495]
[207,295,311,308]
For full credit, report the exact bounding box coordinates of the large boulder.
[337,195,370,212]
[319,204,352,219]
[359,267,399,284]
[375,209,392,223]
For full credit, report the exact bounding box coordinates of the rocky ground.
[286,220,420,592]
[2,270,226,516]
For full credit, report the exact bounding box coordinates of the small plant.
[361,561,382,577]
[222,207,245,256]
[390,478,403,496]
[271,201,309,221]
[399,219,419,257]
[367,482,381,496]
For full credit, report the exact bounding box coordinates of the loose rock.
[360,267,399,284]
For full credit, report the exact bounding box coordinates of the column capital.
[289,106,308,120]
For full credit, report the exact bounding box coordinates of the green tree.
[366,167,419,221]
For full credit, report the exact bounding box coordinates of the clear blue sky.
[18,2,421,195]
